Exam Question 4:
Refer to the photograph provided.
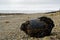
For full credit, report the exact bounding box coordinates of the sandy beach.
[0,11,60,40]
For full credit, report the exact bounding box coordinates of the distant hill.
[45,10,60,14]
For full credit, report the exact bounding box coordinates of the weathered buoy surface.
[20,16,55,38]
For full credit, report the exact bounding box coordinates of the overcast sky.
[0,0,60,13]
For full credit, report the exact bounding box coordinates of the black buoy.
[20,16,55,38]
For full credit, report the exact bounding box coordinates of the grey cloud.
[0,0,60,13]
